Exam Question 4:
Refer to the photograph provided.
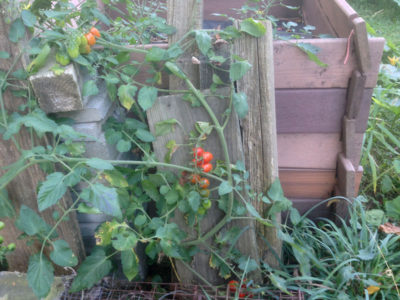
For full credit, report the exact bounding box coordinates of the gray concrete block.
[71,122,102,141]
[30,60,86,113]
[84,132,119,160]
[0,272,65,300]
[57,82,115,123]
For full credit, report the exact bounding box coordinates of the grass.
[347,0,400,44]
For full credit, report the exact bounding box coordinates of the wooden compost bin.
[125,0,384,219]
[202,0,384,218]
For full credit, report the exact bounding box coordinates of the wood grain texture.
[279,169,336,199]
[335,153,356,219]
[147,88,256,284]
[346,70,367,119]
[0,12,85,273]
[342,117,364,168]
[234,20,280,268]
[353,17,371,73]
[277,133,342,169]
[274,37,384,89]
[275,88,373,134]
[317,0,357,38]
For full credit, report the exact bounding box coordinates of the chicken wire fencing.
[61,277,305,300]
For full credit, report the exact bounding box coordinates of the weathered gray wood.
[353,17,371,73]
[147,89,247,284]
[346,70,367,119]
[342,117,364,168]
[233,20,281,268]
[335,153,356,219]
[0,10,85,273]
[167,0,203,90]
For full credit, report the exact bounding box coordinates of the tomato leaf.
[188,191,200,212]
[37,172,67,211]
[86,158,114,170]
[155,119,178,136]
[116,139,131,153]
[240,18,266,37]
[0,189,15,217]
[195,30,212,55]
[104,170,128,188]
[229,61,252,81]
[9,18,25,43]
[0,51,10,59]
[296,43,328,67]
[83,80,99,97]
[27,254,54,299]
[135,128,155,142]
[138,86,158,111]
[50,239,78,267]
[112,230,138,251]
[232,92,249,119]
[21,10,37,27]
[81,183,122,219]
[146,47,166,62]
[69,248,112,292]
[118,84,138,111]
[218,181,233,196]
[15,205,52,236]
[121,249,139,281]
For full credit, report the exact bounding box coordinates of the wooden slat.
[287,198,333,220]
[275,88,373,134]
[355,165,363,196]
[234,20,279,269]
[317,0,357,38]
[274,37,384,89]
[335,153,356,218]
[277,133,342,169]
[346,70,367,119]
[302,0,336,36]
[353,17,371,73]
[342,117,364,168]
[279,168,336,199]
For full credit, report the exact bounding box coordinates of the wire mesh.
[61,278,305,300]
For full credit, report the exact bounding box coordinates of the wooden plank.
[335,153,356,218]
[274,37,385,89]
[277,133,342,169]
[342,117,364,168]
[355,165,363,196]
[203,0,301,21]
[0,15,85,273]
[317,0,357,38]
[286,198,333,220]
[302,0,336,36]
[353,17,371,73]
[275,88,373,133]
[279,169,336,199]
[234,20,280,268]
[346,70,366,119]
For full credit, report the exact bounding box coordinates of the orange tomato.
[85,32,96,46]
[90,27,101,38]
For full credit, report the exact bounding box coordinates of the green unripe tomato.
[202,199,212,210]
[197,207,206,215]
[0,221,4,230]
[7,243,16,251]
[55,50,70,66]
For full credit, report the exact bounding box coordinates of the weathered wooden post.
[233,20,281,268]
[0,9,85,273]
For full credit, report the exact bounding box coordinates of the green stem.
[182,78,234,246]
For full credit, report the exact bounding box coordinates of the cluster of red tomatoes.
[228,280,254,298]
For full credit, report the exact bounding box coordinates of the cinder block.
[30,60,87,113]
[84,132,119,160]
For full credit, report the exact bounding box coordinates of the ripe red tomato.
[192,158,204,167]
[90,27,101,38]
[198,178,210,189]
[239,292,247,298]
[190,174,201,184]
[202,151,213,163]
[228,280,238,292]
[192,147,204,158]
[85,32,96,46]
[202,163,212,173]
